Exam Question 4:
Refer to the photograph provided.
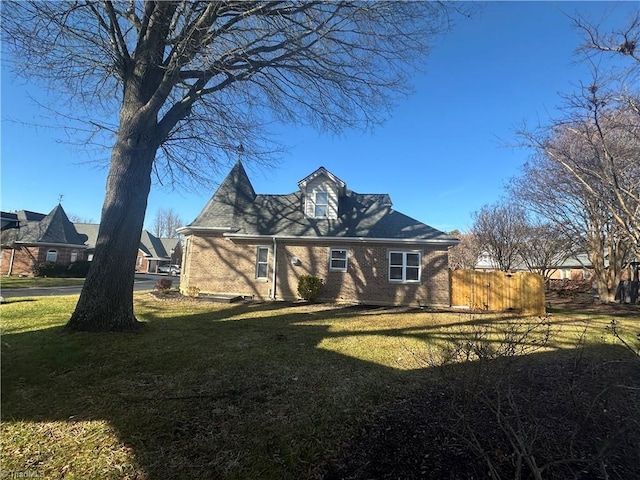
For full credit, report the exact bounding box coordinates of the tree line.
[450,11,639,303]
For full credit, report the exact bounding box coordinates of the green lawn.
[0,276,87,288]
[1,294,638,479]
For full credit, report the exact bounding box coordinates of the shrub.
[546,278,592,296]
[66,261,92,278]
[154,278,173,293]
[186,286,200,298]
[32,261,67,278]
[297,275,323,302]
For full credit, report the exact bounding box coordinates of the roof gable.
[189,161,256,229]
[39,205,87,245]
[1,205,87,246]
[297,166,346,193]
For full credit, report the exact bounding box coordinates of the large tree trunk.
[65,135,155,332]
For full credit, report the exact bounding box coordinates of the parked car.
[158,264,181,275]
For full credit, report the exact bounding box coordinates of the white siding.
[304,175,339,219]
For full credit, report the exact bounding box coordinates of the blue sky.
[1,2,637,234]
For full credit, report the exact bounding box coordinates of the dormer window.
[314,191,328,218]
[299,168,345,220]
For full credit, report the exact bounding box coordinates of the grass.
[0,276,87,288]
[1,293,638,479]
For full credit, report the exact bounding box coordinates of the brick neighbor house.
[1,205,182,276]
[177,163,459,307]
[74,223,182,274]
[0,205,88,276]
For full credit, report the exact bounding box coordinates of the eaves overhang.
[176,226,240,235]
[222,233,460,246]
[7,241,89,249]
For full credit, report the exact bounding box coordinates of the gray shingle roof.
[187,163,458,244]
[1,205,87,246]
[73,223,100,250]
[74,222,179,258]
[190,161,256,228]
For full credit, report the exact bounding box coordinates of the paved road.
[0,274,179,298]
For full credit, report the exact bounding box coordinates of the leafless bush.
[411,320,640,480]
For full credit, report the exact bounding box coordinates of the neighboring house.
[0,205,88,276]
[474,251,503,271]
[0,204,182,276]
[474,250,593,280]
[74,223,182,273]
[136,230,182,273]
[178,163,459,307]
[547,253,594,280]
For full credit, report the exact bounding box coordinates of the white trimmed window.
[330,248,349,272]
[256,246,269,279]
[389,251,421,283]
[46,249,58,262]
[70,250,78,263]
[314,191,328,218]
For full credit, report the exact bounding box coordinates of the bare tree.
[472,201,528,272]
[448,230,483,270]
[512,11,640,301]
[510,153,632,302]
[151,207,183,239]
[517,220,575,281]
[521,11,640,257]
[68,213,96,224]
[1,1,469,331]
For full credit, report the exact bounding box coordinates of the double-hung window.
[329,248,349,272]
[314,191,328,218]
[389,251,421,283]
[256,246,269,280]
[46,249,58,263]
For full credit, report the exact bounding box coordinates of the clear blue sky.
[1,2,637,233]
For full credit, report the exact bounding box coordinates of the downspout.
[271,236,277,300]
[8,247,16,276]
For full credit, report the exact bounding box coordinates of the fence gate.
[450,270,545,315]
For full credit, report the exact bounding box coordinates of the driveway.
[0,274,179,299]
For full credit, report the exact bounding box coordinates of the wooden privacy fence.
[450,270,545,315]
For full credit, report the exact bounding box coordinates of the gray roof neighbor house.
[1,205,87,247]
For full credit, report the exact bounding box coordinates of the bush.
[546,278,592,296]
[297,275,323,302]
[32,261,67,278]
[66,261,92,278]
[186,286,200,298]
[154,278,173,293]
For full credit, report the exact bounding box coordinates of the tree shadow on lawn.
[1,300,639,479]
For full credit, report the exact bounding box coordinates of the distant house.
[547,253,594,280]
[178,163,459,307]
[1,205,182,276]
[0,205,88,275]
[137,230,182,273]
[74,223,182,274]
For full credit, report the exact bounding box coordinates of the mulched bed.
[325,350,640,480]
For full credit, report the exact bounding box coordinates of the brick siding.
[1,245,85,276]
[182,235,451,307]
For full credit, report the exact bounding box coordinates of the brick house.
[0,205,88,276]
[178,163,459,307]
[74,223,182,273]
[1,205,182,276]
